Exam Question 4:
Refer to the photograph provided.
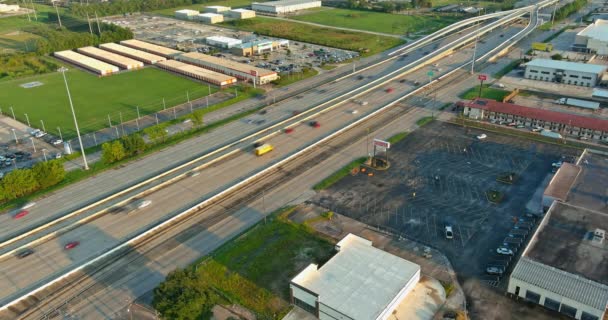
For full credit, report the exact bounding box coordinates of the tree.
[101,140,126,164]
[32,160,65,189]
[144,124,169,143]
[188,110,204,128]
[0,169,39,200]
[121,133,146,156]
[551,53,563,60]
[153,268,215,320]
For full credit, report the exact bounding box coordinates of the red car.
[285,128,294,134]
[386,88,394,93]
[64,241,80,250]
[13,210,29,219]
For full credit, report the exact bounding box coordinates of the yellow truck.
[254,144,274,156]
[531,42,553,52]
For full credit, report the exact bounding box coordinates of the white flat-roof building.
[177,52,278,84]
[289,234,421,320]
[227,8,256,19]
[196,12,224,24]
[252,0,321,14]
[574,19,608,55]
[204,5,231,13]
[99,43,166,64]
[524,59,607,87]
[156,60,237,87]
[77,46,143,70]
[175,9,199,20]
[0,4,19,12]
[54,50,119,76]
[120,39,182,58]
[206,36,243,49]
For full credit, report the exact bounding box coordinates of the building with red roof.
[458,99,608,141]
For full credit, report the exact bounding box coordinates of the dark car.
[309,121,320,128]
[357,75,364,80]
[399,79,406,83]
[108,206,126,214]
[253,142,264,148]
[16,249,34,259]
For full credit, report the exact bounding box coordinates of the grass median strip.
[313,157,367,190]
[416,116,434,127]
[387,132,409,144]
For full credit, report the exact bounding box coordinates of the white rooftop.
[230,8,255,12]
[526,59,607,74]
[206,36,243,45]
[593,88,608,98]
[175,9,199,14]
[206,5,230,9]
[198,12,223,17]
[578,19,608,42]
[291,234,420,320]
[254,0,319,6]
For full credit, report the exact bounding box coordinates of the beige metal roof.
[99,43,166,64]
[179,52,275,77]
[120,39,182,57]
[77,46,143,69]
[54,50,119,74]
[543,162,581,201]
[157,60,236,83]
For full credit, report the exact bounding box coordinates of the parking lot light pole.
[57,127,63,141]
[9,106,16,120]
[30,137,36,153]
[24,113,31,127]
[11,128,18,144]
[40,119,46,132]
[58,67,89,170]
[42,149,48,162]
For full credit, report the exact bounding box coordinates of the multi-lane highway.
[0,2,557,318]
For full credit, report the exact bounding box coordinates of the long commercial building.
[77,46,143,70]
[204,5,231,13]
[196,12,224,24]
[175,9,198,20]
[460,99,608,141]
[53,50,119,76]
[99,43,166,64]
[156,60,237,87]
[176,52,278,84]
[252,0,321,14]
[119,39,182,58]
[524,59,607,87]
[574,19,608,55]
[226,8,256,19]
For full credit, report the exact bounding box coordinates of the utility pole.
[86,12,93,35]
[11,128,18,144]
[59,67,89,170]
[53,2,62,28]
[24,113,31,127]
[94,11,102,35]
[42,149,48,162]
[551,0,558,29]
[119,111,124,136]
[187,91,192,112]
[30,137,36,153]
[9,106,15,120]
[57,127,63,141]
[40,119,46,132]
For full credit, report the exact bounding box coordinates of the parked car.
[51,139,63,146]
[496,247,514,255]
[64,241,80,250]
[486,266,504,275]
[477,134,487,140]
[350,110,359,114]
[445,225,454,239]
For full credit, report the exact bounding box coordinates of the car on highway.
[399,79,406,83]
[13,210,29,219]
[285,128,294,134]
[64,241,80,250]
[21,202,36,209]
[385,88,394,93]
[16,249,34,259]
[51,139,63,145]
[496,247,514,256]
[108,206,126,214]
[357,75,364,80]
[445,225,454,239]
[477,134,487,140]
[350,110,359,114]
[309,121,320,128]
[414,81,421,86]
[187,171,200,177]
[486,266,504,275]
[136,200,152,209]
[253,142,264,148]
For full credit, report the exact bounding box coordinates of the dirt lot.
[312,120,579,285]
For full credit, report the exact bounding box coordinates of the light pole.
[42,149,48,161]
[57,126,63,141]
[24,113,31,127]
[30,137,36,153]
[40,119,46,132]
[58,67,89,170]
[11,128,18,144]
[9,106,15,120]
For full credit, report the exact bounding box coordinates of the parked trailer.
[53,50,119,76]
[156,60,237,87]
[540,130,563,139]
[555,97,600,110]
[120,39,183,58]
[77,46,144,70]
[254,144,273,156]
[99,43,166,64]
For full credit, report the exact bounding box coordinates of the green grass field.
[460,85,509,101]
[224,17,404,56]
[0,67,215,138]
[292,8,461,35]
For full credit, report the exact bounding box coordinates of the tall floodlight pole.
[59,67,89,170]
[53,2,62,28]
[470,9,483,74]
[551,1,558,29]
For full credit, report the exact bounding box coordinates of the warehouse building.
[156,60,237,87]
[290,234,421,320]
[252,0,321,14]
[196,12,224,24]
[226,8,256,19]
[177,52,278,84]
[459,99,608,141]
[574,19,608,55]
[205,36,242,49]
[204,5,230,13]
[77,46,143,70]
[0,4,19,12]
[231,39,279,56]
[120,39,182,58]
[54,50,119,76]
[524,59,607,87]
[99,43,166,64]
[174,9,199,20]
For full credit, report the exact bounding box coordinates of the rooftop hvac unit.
[592,228,605,245]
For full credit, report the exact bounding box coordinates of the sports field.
[291,8,462,35]
[0,66,214,138]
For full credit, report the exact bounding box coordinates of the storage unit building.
[204,5,230,13]
[508,201,608,320]
[524,59,606,87]
[252,0,321,14]
[120,39,182,58]
[574,19,608,55]
[177,52,278,84]
[174,9,199,20]
[99,43,166,64]
[77,46,144,70]
[156,60,237,87]
[290,234,420,320]
[53,50,119,76]
[226,8,256,19]
[196,12,224,24]
[0,4,19,12]
[205,36,243,49]
[459,99,608,141]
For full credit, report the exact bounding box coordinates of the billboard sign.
[478,74,487,81]
[250,70,258,76]
[373,139,391,149]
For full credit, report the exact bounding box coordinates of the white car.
[34,131,47,138]
[21,202,36,210]
[51,139,63,146]
[55,152,62,159]
[350,110,359,114]
[552,161,563,168]
[136,200,152,209]
[477,134,487,140]
[445,225,454,239]
[532,127,543,132]
[187,171,200,177]
[496,247,514,255]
